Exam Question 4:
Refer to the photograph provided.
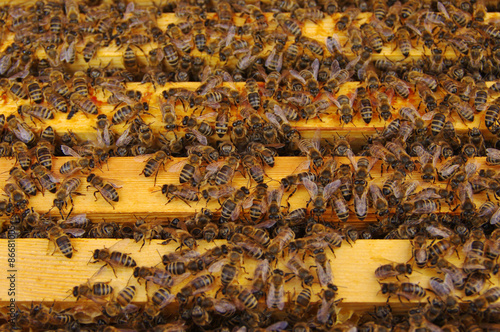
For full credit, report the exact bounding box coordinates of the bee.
[140,150,171,185]
[7,115,36,146]
[298,130,323,170]
[162,184,199,207]
[169,153,202,185]
[485,103,500,134]
[73,281,113,303]
[68,93,98,119]
[206,155,240,186]
[281,172,317,198]
[312,248,334,287]
[47,225,75,259]
[267,269,285,310]
[176,274,216,305]
[104,285,137,317]
[375,90,393,121]
[384,73,410,99]
[316,283,339,324]
[323,60,351,92]
[4,182,28,211]
[53,177,81,219]
[0,78,28,100]
[59,146,95,175]
[241,154,266,184]
[303,178,342,219]
[336,7,360,30]
[470,287,500,313]
[300,98,331,122]
[375,262,412,280]
[370,184,389,217]
[355,86,374,124]
[33,140,54,171]
[210,246,244,291]
[331,94,356,125]
[465,272,486,296]
[380,282,426,302]
[92,244,137,277]
[361,23,383,53]
[219,186,250,223]
[447,94,474,122]
[86,174,120,209]
[9,166,36,196]
[11,141,30,170]
[133,266,175,288]
[111,102,149,125]
[17,105,54,122]
[24,76,43,104]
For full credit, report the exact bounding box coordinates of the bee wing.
[116,126,133,147]
[134,153,155,163]
[273,104,289,123]
[190,128,208,146]
[255,259,270,280]
[317,260,334,288]
[61,145,82,158]
[302,177,319,198]
[255,219,277,229]
[437,2,451,19]
[330,60,340,76]
[14,123,32,143]
[214,298,237,315]
[266,321,288,331]
[487,148,500,159]
[208,258,228,273]
[465,162,478,178]
[265,112,281,129]
[63,228,86,237]
[168,160,188,173]
[324,179,341,201]
[326,35,342,55]
[369,184,383,200]
[354,191,368,218]
[268,188,284,206]
[231,204,243,221]
[289,69,307,85]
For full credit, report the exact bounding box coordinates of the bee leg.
[284,273,296,283]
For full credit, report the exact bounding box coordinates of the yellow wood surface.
[0,156,493,224]
[1,238,492,310]
[0,80,494,146]
[0,12,492,69]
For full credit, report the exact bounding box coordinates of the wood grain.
[0,156,493,224]
[0,80,494,146]
[1,238,491,311]
[0,12,492,69]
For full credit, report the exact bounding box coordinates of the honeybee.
[311,248,334,287]
[323,60,352,93]
[219,186,250,223]
[169,153,203,186]
[380,282,426,302]
[139,150,171,185]
[267,269,285,310]
[104,285,138,317]
[162,184,199,207]
[59,145,95,175]
[87,173,121,209]
[205,155,240,186]
[73,280,113,304]
[375,262,412,280]
[4,183,28,211]
[133,266,175,288]
[7,115,35,146]
[266,226,295,261]
[176,274,216,305]
[331,94,356,125]
[53,177,82,219]
[91,241,137,277]
[111,102,150,125]
[47,224,76,259]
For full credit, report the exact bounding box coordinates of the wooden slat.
[0,157,492,223]
[0,12,492,69]
[0,80,494,147]
[2,238,492,312]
